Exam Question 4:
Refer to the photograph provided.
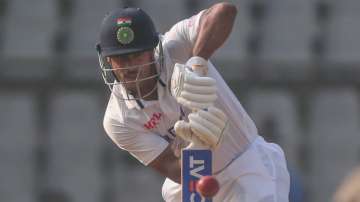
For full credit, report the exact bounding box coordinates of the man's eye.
[117,56,128,60]
[132,52,144,58]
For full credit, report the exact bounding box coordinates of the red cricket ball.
[196,176,220,198]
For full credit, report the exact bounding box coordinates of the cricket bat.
[181,149,212,202]
[181,60,214,202]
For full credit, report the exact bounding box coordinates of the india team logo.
[116,17,134,45]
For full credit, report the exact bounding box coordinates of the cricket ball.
[196,176,220,198]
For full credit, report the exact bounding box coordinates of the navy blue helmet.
[97,7,159,57]
[96,7,164,101]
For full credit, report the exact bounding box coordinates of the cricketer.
[96,3,290,202]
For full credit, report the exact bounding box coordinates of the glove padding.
[174,106,228,149]
[171,63,217,109]
[174,120,208,150]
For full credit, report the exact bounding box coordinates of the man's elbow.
[215,2,238,19]
[171,174,181,184]
[163,165,181,184]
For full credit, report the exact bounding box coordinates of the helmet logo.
[117,27,134,44]
[116,17,134,45]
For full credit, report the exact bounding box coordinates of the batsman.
[96,2,290,202]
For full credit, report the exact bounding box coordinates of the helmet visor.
[97,50,163,100]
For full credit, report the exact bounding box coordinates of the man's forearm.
[167,159,182,184]
[192,3,237,60]
[148,144,182,184]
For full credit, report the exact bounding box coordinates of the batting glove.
[174,106,228,149]
[171,63,217,110]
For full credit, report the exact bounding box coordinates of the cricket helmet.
[97,7,159,56]
[96,7,164,100]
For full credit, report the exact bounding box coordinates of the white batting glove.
[174,106,228,149]
[171,63,217,110]
[174,120,208,150]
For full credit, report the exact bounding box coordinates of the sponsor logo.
[182,150,212,202]
[144,112,162,129]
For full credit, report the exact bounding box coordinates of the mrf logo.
[144,112,162,129]
[182,150,212,202]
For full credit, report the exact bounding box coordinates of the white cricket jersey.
[103,10,259,172]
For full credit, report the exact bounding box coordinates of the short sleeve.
[163,10,206,64]
[103,115,169,166]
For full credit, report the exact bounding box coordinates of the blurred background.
[1,0,360,202]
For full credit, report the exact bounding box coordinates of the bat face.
[182,149,212,202]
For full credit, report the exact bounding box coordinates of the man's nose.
[122,65,138,75]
